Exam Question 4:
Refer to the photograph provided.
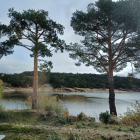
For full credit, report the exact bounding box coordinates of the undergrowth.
[119,101,140,126]
[25,93,64,115]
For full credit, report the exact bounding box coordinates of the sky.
[0,0,139,78]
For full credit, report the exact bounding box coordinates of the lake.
[1,91,140,120]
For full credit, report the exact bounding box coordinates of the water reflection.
[1,92,30,110]
[52,92,140,119]
[1,91,140,120]
[54,94,87,102]
[2,92,29,100]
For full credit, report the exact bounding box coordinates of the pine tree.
[0,8,65,108]
[67,0,140,115]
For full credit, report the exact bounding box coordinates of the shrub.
[119,101,140,126]
[101,136,114,140]
[77,112,95,122]
[0,79,3,97]
[47,132,64,140]
[25,93,64,115]
[90,117,95,122]
[0,86,7,120]
[77,112,87,120]
[118,125,123,131]
[99,111,112,124]
[0,110,7,120]
[68,132,81,140]
[62,109,69,117]
[54,116,72,125]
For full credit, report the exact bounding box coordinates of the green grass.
[0,124,65,140]
[0,110,140,140]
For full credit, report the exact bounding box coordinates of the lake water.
[1,91,140,120]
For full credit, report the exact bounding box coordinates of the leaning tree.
[67,0,140,115]
[0,8,65,109]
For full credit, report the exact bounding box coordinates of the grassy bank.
[1,88,140,139]
[0,110,140,140]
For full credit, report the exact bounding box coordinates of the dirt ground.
[2,84,138,93]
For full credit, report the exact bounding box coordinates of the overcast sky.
[0,0,139,78]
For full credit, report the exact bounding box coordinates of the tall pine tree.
[0,8,65,108]
[67,0,140,115]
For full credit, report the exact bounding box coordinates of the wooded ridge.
[0,71,140,90]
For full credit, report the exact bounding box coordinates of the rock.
[129,134,134,137]
[50,111,58,117]
[69,128,72,131]
[43,111,58,117]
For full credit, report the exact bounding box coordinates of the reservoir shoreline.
[2,86,140,93]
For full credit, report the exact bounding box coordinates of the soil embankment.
[53,87,128,93]
[2,84,136,93]
[2,84,53,92]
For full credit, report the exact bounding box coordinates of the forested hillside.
[0,71,140,89]
[0,71,47,87]
[49,73,140,89]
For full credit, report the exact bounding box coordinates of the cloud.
[0,57,33,74]
[0,0,139,79]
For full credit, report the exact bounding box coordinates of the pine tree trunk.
[32,53,38,109]
[108,69,117,116]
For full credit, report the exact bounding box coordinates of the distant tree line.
[0,71,47,87]
[1,71,140,89]
[49,73,140,89]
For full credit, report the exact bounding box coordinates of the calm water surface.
[1,91,140,120]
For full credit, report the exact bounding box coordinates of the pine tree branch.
[38,59,47,63]
[70,48,109,73]
[111,36,124,45]
[112,32,127,63]
[111,28,118,37]
[16,43,33,52]
[93,36,108,49]
[25,26,36,36]
[114,60,131,69]
[38,30,45,39]
[113,48,125,66]
[95,30,107,39]
[114,55,140,68]
[20,32,35,44]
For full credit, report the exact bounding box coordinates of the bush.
[77,112,87,121]
[62,109,69,117]
[68,132,81,140]
[47,132,64,140]
[54,116,72,125]
[25,93,64,115]
[77,112,95,122]
[99,111,112,124]
[0,110,7,120]
[101,136,114,140]
[119,101,140,126]
[0,77,5,120]
[0,79,3,97]
[118,125,123,131]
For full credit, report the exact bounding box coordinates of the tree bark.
[107,24,117,116]
[108,69,117,116]
[32,53,38,109]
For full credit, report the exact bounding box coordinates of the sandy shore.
[2,86,138,93]
[2,84,53,93]
[2,87,53,92]
[53,87,132,93]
